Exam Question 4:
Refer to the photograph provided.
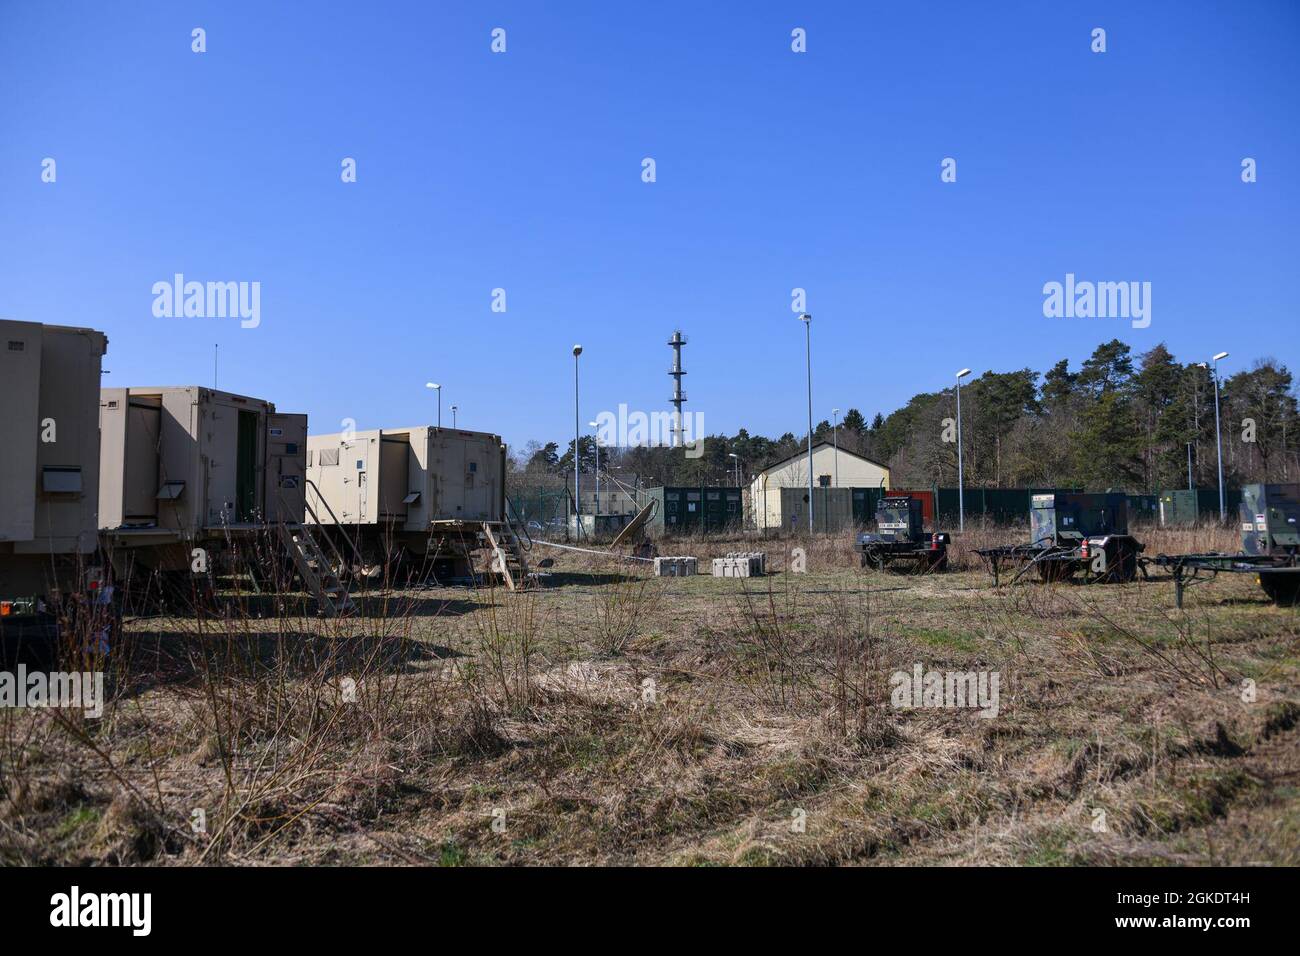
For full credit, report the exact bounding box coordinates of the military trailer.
[975,492,1144,585]
[0,321,109,623]
[98,386,308,574]
[854,496,950,572]
[305,426,528,588]
[1150,483,1300,607]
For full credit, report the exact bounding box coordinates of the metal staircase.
[277,521,354,617]
[482,520,529,591]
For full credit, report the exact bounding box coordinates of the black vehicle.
[975,492,1144,585]
[855,496,950,572]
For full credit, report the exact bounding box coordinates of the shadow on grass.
[110,628,464,699]
[0,621,61,671]
[541,571,641,588]
[128,589,487,621]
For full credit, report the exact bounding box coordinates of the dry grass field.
[3,525,1298,866]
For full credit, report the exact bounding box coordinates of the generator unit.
[1151,483,1300,607]
[1242,483,1299,604]
[854,496,949,572]
[0,321,108,618]
[1240,483,1300,556]
[98,386,307,572]
[976,492,1144,584]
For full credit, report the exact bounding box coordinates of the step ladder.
[482,520,530,591]
[277,521,354,617]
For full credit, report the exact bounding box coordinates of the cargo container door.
[663,489,680,530]
[124,396,162,523]
[703,489,725,531]
[236,410,258,522]
[429,432,463,518]
[0,321,41,542]
[684,489,702,531]
[265,413,307,523]
[379,435,409,521]
[460,436,492,520]
[725,489,742,528]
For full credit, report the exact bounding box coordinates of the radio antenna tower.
[668,330,687,448]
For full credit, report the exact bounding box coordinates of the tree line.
[512,339,1298,494]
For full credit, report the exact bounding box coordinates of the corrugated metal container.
[811,487,853,533]
[936,487,1084,525]
[99,386,306,536]
[1,321,107,596]
[646,486,743,535]
[763,487,853,533]
[305,426,504,530]
[1158,490,1198,527]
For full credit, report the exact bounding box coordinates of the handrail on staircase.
[505,493,532,552]
[301,479,368,573]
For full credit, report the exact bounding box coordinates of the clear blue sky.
[2,1,1296,451]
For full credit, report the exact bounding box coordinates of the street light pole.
[832,407,840,488]
[425,382,441,428]
[956,368,972,533]
[451,405,458,429]
[728,452,740,487]
[573,345,583,537]
[1212,351,1229,521]
[800,313,813,533]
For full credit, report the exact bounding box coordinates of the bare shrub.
[1056,588,1234,689]
[591,570,664,655]
[463,586,540,715]
[726,576,816,710]
[1136,523,1240,557]
[820,586,895,746]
